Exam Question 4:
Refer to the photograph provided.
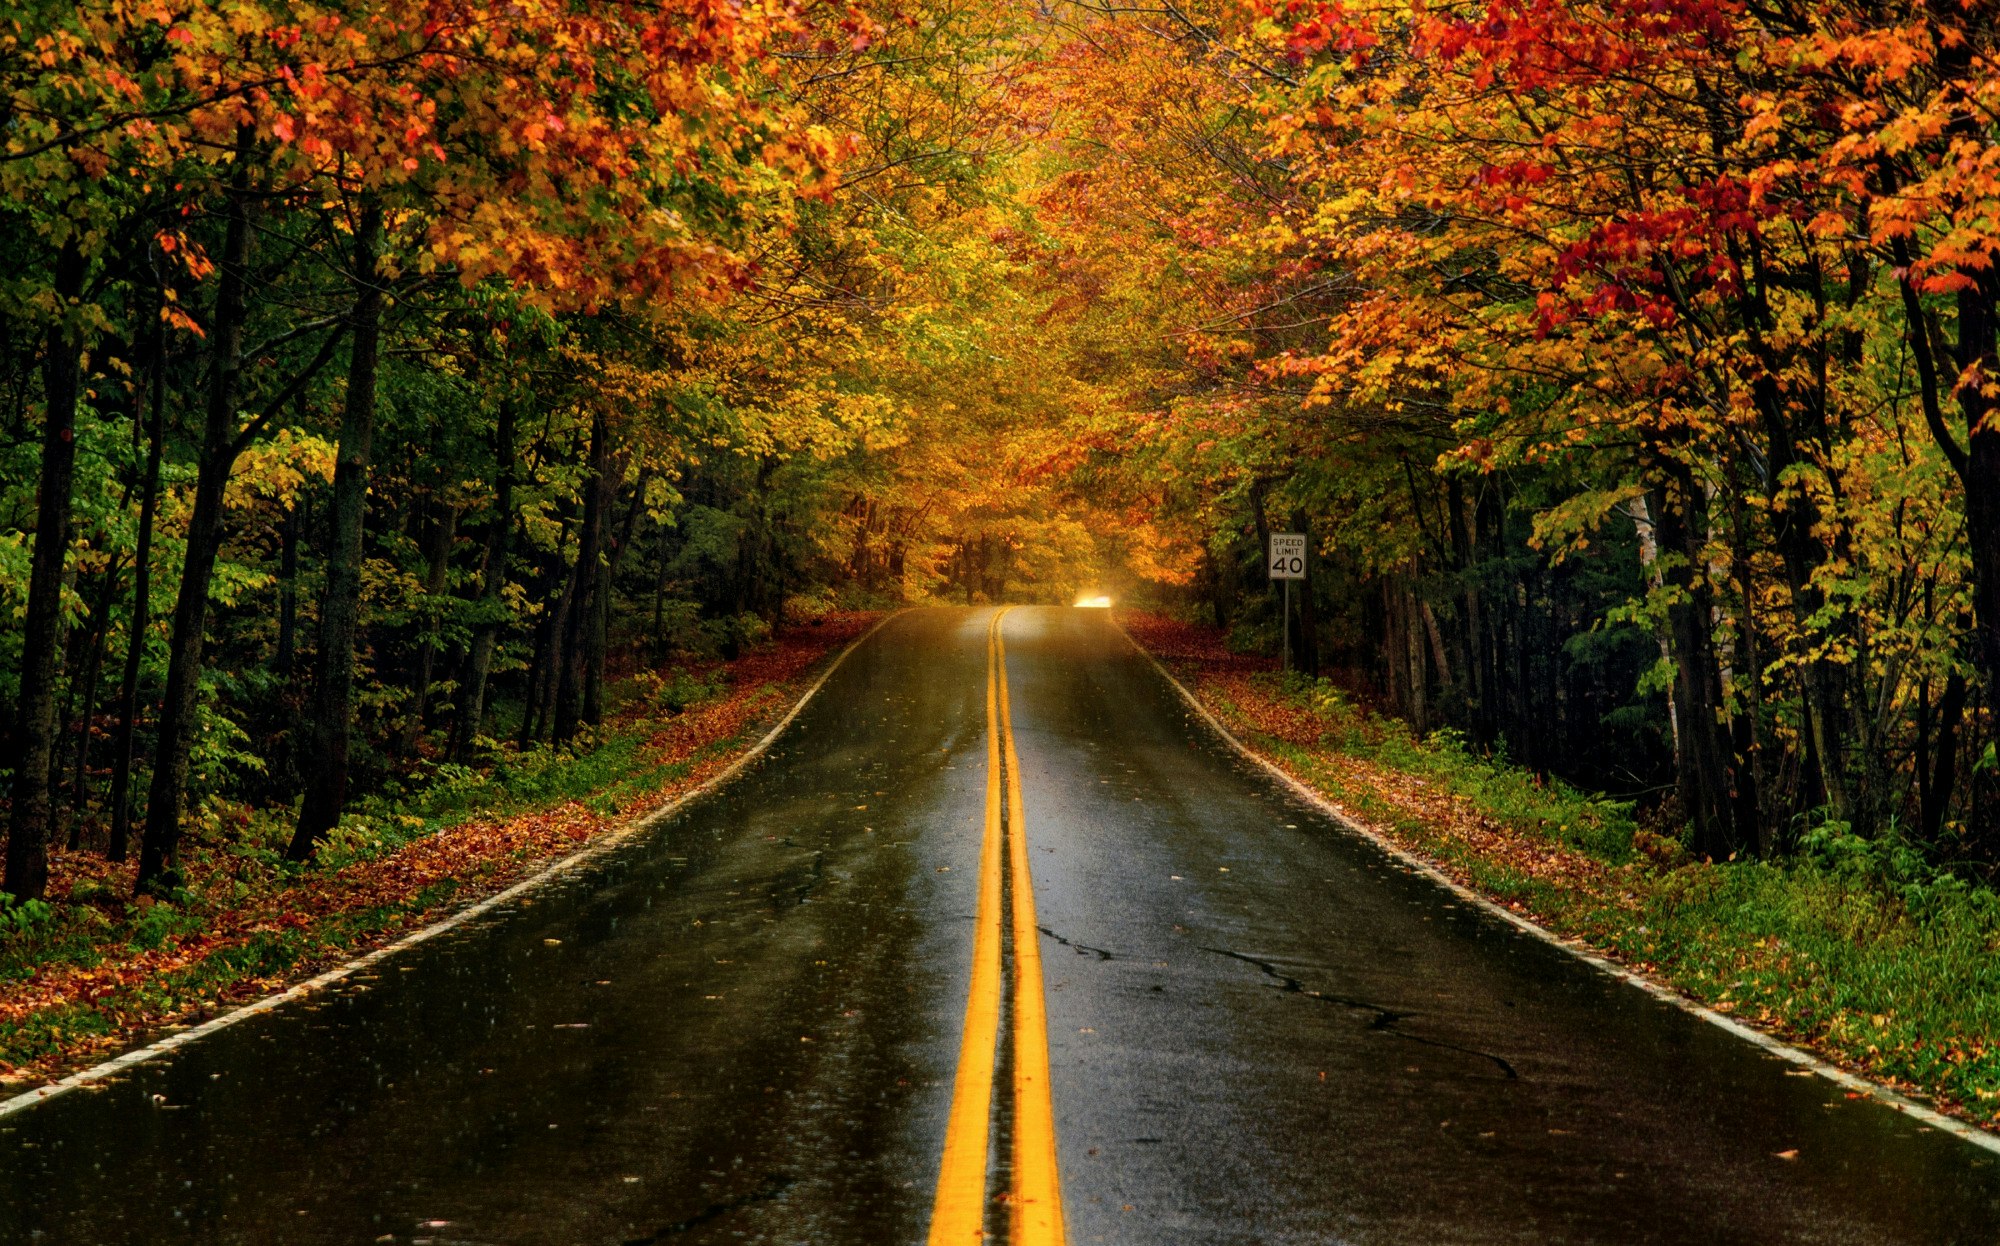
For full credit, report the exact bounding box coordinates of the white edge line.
[1114,620,2000,1158]
[0,609,911,1121]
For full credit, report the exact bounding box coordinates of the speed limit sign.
[1268,532,1307,580]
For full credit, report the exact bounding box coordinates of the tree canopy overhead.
[5,0,2000,899]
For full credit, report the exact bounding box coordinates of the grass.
[1127,612,2000,1128]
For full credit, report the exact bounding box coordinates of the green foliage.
[0,896,55,942]
[124,900,201,953]
[639,669,726,715]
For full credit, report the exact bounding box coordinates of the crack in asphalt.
[624,1175,796,1242]
[767,851,826,910]
[799,850,825,906]
[1203,948,1519,1081]
[1039,926,1116,960]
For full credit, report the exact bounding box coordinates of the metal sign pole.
[1283,578,1292,674]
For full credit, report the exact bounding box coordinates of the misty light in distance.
[1074,594,1114,609]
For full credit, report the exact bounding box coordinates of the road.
[4,606,2000,1245]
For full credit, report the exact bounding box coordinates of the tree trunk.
[584,461,642,726]
[1444,478,1484,737]
[1405,583,1430,732]
[650,514,673,656]
[276,499,301,676]
[1960,278,2000,691]
[288,202,384,863]
[584,469,645,723]
[518,613,552,748]
[1248,477,1274,620]
[6,241,88,902]
[398,499,458,758]
[522,513,577,747]
[1745,379,1853,824]
[585,564,609,725]
[1290,508,1319,678]
[58,554,124,849]
[109,302,169,864]
[537,560,577,739]
[555,413,608,743]
[1198,546,1232,629]
[1473,482,1503,745]
[136,176,256,895]
[451,398,515,762]
[1726,489,1768,854]
[1379,578,1406,716]
[1651,471,1740,859]
[1921,672,1969,841]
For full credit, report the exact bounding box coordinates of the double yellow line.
[928,607,1067,1245]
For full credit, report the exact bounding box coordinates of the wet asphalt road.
[5,606,2000,1244]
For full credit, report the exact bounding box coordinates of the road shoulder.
[0,611,897,1104]
[1118,608,2000,1154]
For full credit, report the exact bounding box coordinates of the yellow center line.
[927,610,1009,1244]
[998,615,1068,1246]
[927,607,1068,1245]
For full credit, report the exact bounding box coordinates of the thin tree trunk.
[1921,672,1969,841]
[1727,488,1767,854]
[1290,508,1319,678]
[109,301,169,864]
[1248,478,1275,626]
[1443,479,1484,736]
[276,499,301,676]
[585,566,609,726]
[398,499,458,757]
[581,466,632,726]
[555,413,607,743]
[1419,599,1452,691]
[521,513,577,747]
[288,201,384,863]
[1652,470,1740,859]
[451,398,515,762]
[536,562,576,740]
[651,516,672,655]
[137,173,256,895]
[1380,578,1407,716]
[1405,583,1429,731]
[584,467,645,724]
[1750,389,1853,823]
[6,241,88,901]
[518,614,552,748]
[1960,308,2000,693]
[59,553,125,849]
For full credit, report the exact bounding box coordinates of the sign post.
[1268,533,1307,674]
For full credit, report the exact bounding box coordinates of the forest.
[3,0,1997,918]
